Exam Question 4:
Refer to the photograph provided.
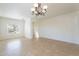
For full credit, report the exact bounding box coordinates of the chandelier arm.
[31,3,47,16]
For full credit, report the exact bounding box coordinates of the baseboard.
[39,36,79,45]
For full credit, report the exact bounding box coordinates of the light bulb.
[33,3,38,7]
[42,10,46,13]
[34,11,37,14]
[43,5,48,9]
[31,8,35,11]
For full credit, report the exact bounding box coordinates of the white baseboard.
[39,36,79,45]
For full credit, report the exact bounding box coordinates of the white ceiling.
[0,3,79,20]
[0,3,33,20]
[34,3,79,20]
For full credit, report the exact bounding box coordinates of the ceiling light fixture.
[31,3,48,16]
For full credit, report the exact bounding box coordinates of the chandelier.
[31,3,48,16]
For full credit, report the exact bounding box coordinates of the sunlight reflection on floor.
[6,39,21,55]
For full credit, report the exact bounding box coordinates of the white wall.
[24,18,33,39]
[38,12,79,44]
[0,17,24,40]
